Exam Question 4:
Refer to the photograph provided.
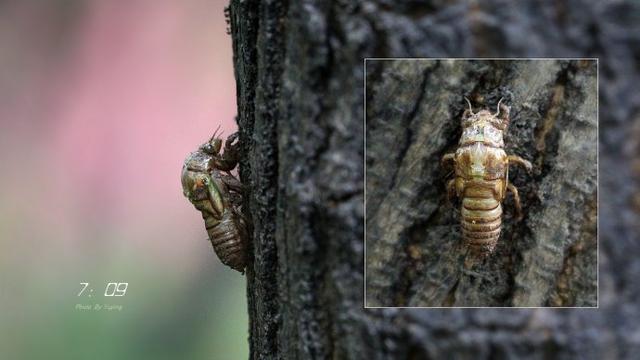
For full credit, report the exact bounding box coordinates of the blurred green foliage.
[1,259,248,359]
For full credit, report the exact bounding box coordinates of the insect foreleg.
[214,132,240,171]
[507,183,523,221]
[507,155,533,172]
[441,153,455,167]
[221,173,243,194]
[204,175,225,216]
[446,179,456,202]
[224,131,239,147]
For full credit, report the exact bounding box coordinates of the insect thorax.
[459,113,505,148]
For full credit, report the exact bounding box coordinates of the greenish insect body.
[181,131,248,272]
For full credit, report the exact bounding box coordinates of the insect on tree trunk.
[226,0,640,358]
[365,59,597,307]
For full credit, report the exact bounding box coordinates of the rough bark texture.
[365,60,597,307]
[229,0,640,358]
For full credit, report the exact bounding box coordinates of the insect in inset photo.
[441,98,532,255]
[365,59,597,308]
[181,128,248,272]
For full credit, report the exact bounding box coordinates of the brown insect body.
[443,99,532,255]
[181,131,248,272]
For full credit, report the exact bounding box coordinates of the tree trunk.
[228,0,640,358]
[365,59,597,307]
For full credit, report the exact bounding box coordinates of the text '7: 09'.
[78,282,128,297]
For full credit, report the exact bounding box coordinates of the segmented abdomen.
[460,183,502,254]
[203,210,246,272]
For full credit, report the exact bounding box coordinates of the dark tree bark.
[228,0,640,358]
[365,60,597,307]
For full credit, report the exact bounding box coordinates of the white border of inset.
[363,57,599,309]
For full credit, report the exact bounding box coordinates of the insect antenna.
[495,97,504,116]
[464,97,475,115]
[209,124,222,143]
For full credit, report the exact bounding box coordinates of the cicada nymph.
[442,98,532,255]
[181,129,248,272]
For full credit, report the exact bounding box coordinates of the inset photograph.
[365,59,597,308]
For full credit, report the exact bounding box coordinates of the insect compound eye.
[202,144,215,154]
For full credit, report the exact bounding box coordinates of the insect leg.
[507,183,523,221]
[441,153,455,167]
[224,132,239,149]
[204,175,225,217]
[221,173,243,193]
[215,132,240,171]
[507,155,533,172]
[446,179,456,202]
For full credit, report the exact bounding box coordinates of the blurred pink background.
[0,0,237,265]
[0,1,247,358]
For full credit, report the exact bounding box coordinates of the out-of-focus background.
[0,1,248,358]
